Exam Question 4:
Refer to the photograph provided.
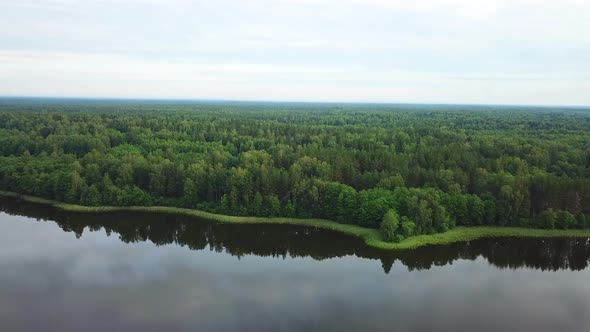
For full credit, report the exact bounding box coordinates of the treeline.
[2,197,589,273]
[0,101,589,241]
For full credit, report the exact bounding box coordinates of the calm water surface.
[1,198,590,332]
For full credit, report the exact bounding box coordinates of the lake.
[1,197,590,332]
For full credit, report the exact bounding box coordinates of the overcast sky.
[1,0,589,105]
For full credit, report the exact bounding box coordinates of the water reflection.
[1,197,589,273]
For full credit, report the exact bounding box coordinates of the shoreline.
[2,190,590,250]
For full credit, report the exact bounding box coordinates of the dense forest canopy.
[1,99,589,241]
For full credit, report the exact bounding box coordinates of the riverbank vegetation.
[3,190,590,250]
[0,99,589,244]
[2,194,590,272]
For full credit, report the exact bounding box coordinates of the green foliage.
[252,192,264,216]
[556,210,577,229]
[182,178,198,207]
[0,100,590,241]
[380,209,400,242]
[539,209,557,229]
[284,200,296,217]
[81,184,101,206]
[376,174,405,190]
[5,190,590,251]
[399,217,416,238]
[577,214,589,229]
[265,194,281,217]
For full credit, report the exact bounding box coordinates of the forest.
[1,99,589,242]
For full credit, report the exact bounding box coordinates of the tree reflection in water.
[1,197,589,274]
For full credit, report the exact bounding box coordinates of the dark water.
[1,198,590,332]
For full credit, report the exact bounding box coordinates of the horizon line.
[1,95,589,109]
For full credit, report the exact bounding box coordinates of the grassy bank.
[2,190,590,250]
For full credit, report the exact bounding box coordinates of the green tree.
[284,199,296,217]
[81,184,101,206]
[220,194,231,214]
[376,174,405,190]
[556,210,576,229]
[380,209,400,242]
[539,209,557,229]
[399,217,416,238]
[265,194,281,217]
[577,214,588,229]
[467,195,485,226]
[252,192,264,216]
[183,178,198,207]
[432,204,451,232]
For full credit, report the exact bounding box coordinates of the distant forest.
[1,99,589,241]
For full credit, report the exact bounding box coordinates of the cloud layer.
[1,0,589,104]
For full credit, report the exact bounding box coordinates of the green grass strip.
[2,190,590,250]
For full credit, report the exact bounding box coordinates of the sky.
[0,0,589,105]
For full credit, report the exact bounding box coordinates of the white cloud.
[0,0,588,104]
